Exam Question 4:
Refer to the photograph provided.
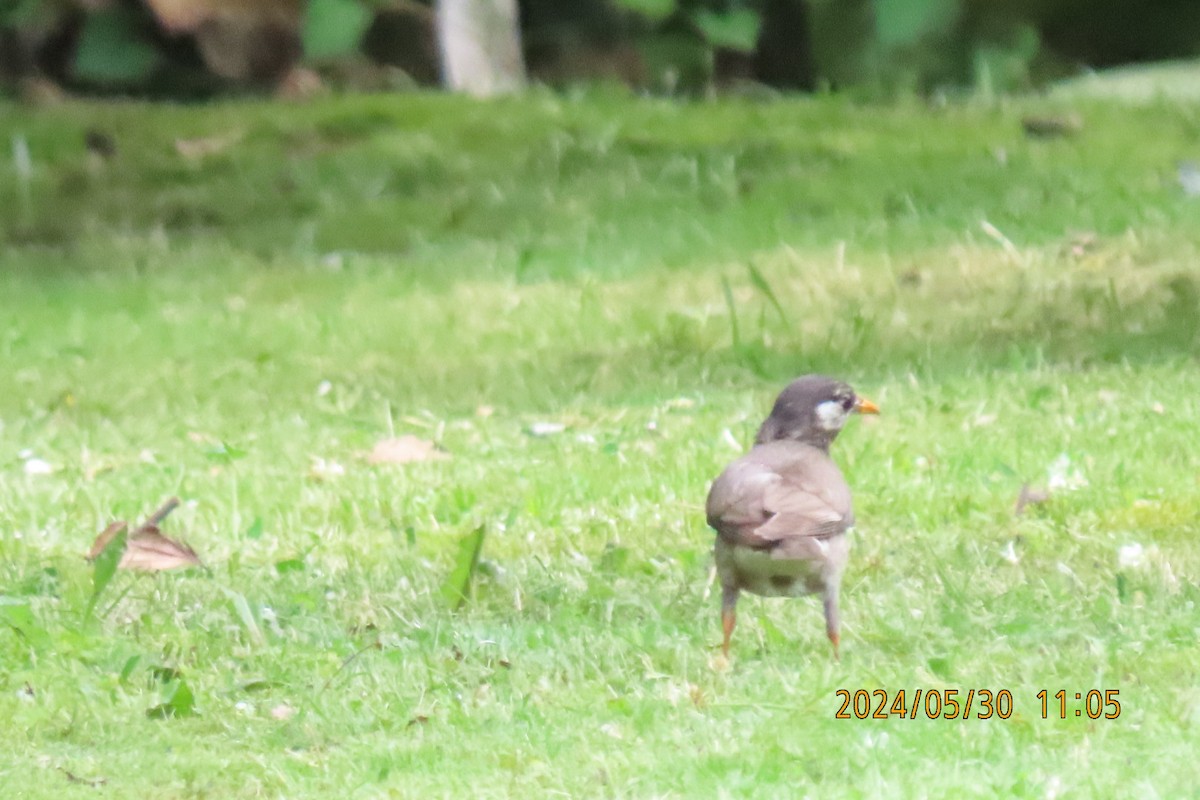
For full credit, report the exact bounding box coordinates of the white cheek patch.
[815,400,849,431]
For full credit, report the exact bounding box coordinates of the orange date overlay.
[834,689,1122,720]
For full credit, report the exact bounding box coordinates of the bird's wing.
[706,443,852,550]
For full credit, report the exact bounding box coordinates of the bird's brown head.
[754,374,879,450]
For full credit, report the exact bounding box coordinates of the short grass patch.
[2,90,1199,797]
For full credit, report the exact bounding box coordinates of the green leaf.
[0,596,50,650]
[873,0,958,47]
[274,557,306,574]
[598,544,630,574]
[692,9,761,53]
[204,441,247,464]
[245,517,264,540]
[74,9,159,84]
[439,525,487,610]
[611,0,676,22]
[86,526,127,619]
[118,655,141,685]
[303,0,372,60]
[147,678,197,719]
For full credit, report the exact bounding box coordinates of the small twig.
[139,497,181,531]
[60,768,107,788]
[318,640,382,695]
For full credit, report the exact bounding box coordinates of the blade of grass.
[747,262,790,328]
[439,525,487,610]
[86,526,127,620]
[720,275,741,349]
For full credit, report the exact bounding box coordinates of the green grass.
[2,88,1200,797]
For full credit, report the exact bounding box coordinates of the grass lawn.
[2,88,1199,797]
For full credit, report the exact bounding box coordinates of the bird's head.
[755,374,879,450]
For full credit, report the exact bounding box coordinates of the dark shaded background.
[3,0,1200,98]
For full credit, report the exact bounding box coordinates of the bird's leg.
[721,586,739,657]
[823,590,841,662]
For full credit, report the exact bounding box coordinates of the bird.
[705,375,879,660]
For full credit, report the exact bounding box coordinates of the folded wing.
[706,442,853,552]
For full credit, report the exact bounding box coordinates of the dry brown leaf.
[120,525,203,571]
[269,703,296,721]
[367,435,450,465]
[87,521,128,562]
[175,131,244,162]
[1015,483,1051,515]
[87,498,202,572]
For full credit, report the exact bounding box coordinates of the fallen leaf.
[1015,483,1050,515]
[87,521,128,562]
[175,131,244,162]
[87,498,202,573]
[367,435,450,465]
[120,526,202,572]
[270,703,296,721]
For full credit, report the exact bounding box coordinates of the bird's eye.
[840,395,855,411]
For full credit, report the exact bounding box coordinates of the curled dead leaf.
[87,521,128,562]
[120,526,203,571]
[1015,483,1050,515]
[87,497,203,572]
[367,435,450,465]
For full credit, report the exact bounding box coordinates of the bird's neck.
[754,427,836,452]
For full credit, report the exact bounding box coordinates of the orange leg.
[722,607,737,657]
[823,591,841,662]
[721,586,739,656]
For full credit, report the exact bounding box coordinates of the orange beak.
[854,396,880,415]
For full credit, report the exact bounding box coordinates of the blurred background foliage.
[2,0,1200,99]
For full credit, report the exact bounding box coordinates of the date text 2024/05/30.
[834,689,1122,720]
